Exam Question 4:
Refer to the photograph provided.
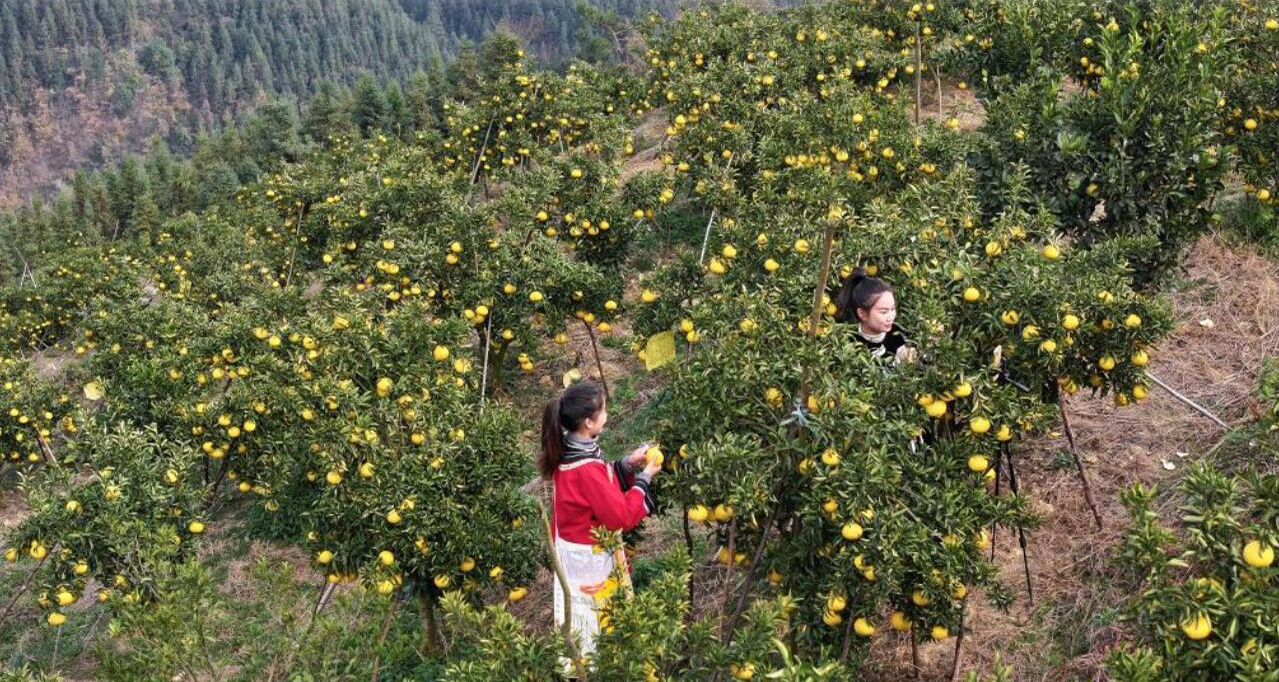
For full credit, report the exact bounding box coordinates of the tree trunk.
[418,591,443,658]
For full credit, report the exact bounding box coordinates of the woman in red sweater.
[539,379,660,662]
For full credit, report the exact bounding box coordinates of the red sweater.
[552,457,653,545]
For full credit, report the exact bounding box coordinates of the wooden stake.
[1003,443,1034,604]
[948,606,966,681]
[582,319,610,403]
[1059,393,1103,529]
[914,21,923,125]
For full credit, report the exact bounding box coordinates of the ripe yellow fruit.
[931,625,950,641]
[739,318,758,334]
[968,455,989,472]
[1181,613,1212,640]
[73,562,88,576]
[56,590,75,606]
[962,286,980,302]
[890,611,911,631]
[975,530,991,551]
[821,448,840,466]
[379,551,395,566]
[969,417,991,434]
[763,258,780,272]
[1042,244,1060,260]
[1132,385,1148,400]
[433,345,450,362]
[1099,356,1116,371]
[731,663,755,680]
[47,612,67,627]
[853,617,876,636]
[386,509,402,525]
[1001,310,1020,326]
[508,587,529,602]
[188,521,205,534]
[640,289,659,303]
[376,580,395,595]
[688,505,710,523]
[794,239,810,254]
[359,462,375,479]
[434,575,451,589]
[1124,314,1142,328]
[646,446,664,467]
[708,258,727,275]
[528,291,544,303]
[316,550,334,564]
[827,595,846,612]
[822,610,843,626]
[326,471,343,486]
[1257,189,1271,202]
[713,504,734,522]
[1131,350,1149,367]
[925,400,947,418]
[1244,118,1257,130]
[460,557,476,572]
[954,382,972,398]
[1062,314,1081,331]
[841,522,864,541]
[376,377,393,396]
[912,590,931,606]
[1040,339,1057,353]
[1243,540,1274,568]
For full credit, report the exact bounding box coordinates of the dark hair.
[835,267,894,323]
[539,379,606,478]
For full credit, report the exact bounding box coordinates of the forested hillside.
[0,0,673,206]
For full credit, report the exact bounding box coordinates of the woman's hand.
[625,442,653,470]
[896,345,919,364]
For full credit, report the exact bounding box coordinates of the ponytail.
[835,267,893,323]
[538,379,607,479]
[539,397,566,478]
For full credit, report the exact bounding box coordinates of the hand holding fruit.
[642,444,664,477]
[626,442,655,469]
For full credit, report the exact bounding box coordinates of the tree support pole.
[1059,394,1102,529]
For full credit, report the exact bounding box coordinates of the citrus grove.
[2,0,1278,680]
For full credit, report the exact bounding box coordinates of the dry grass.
[936,233,1279,682]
